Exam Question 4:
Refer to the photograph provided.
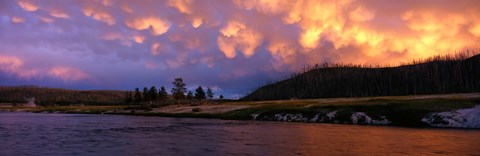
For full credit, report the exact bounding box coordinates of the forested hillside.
[241,53,480,101]
[0,86,126,105]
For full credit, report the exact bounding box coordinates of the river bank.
[2,93,480,129]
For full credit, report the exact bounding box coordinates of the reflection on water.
[0,112,479,155]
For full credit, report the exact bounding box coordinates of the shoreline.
[2,93,480,129]
[2,109,479,130]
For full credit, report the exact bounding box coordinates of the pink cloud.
[48,66,90,82]
[10,16,26,23]
[50,10,70,19]
[0,55,38,79]
[17,0,39,12]
[0,55,89,82]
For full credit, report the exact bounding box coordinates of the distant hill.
[241,53,480,101]
[0,86,126,105]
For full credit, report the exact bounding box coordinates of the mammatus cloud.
[217,21,263,58]
[133,35,145,44]
[191,17,203,28]
[82,7,116,25]
[168,0,193,14]
[17,0,38,12]
[1,0,480,96]
[125,17,171,36]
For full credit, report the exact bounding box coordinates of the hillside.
[0,86,126,106]
[241,53,480,101]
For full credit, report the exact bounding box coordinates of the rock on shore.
[422,105,480,128]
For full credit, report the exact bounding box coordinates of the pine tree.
[158,86,168,100]
[206,87,214,99]
[171,77,186,100]
[195,86,206,103]
[219,94,224,102]
[134,88,142,104]
[149,86,158,101]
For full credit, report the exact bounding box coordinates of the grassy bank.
[1,93,479,128]
[0,106,129,114]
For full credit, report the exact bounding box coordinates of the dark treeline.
[241,51,480,101]
[125,77,221,106]
[0,86,125,105]
[0,78,224,106]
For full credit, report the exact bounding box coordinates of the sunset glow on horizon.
[1,0,480,97]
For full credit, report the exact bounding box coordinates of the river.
[0,112,479,155]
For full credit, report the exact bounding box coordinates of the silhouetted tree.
[149,86,157,101]
[207,87,214,99]
[134,88,142,104]
[171,77,187,100]
[195,86,206,103]
[143,87,149,102]
[241,52,480,101]
[219,94,224,103]
[158,86,168,100]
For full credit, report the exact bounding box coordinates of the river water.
[0,112,479,156]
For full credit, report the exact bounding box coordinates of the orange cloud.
[82,7,116,25]
[17,1,39,12]
[120,4,133,13]
[217,21,263,58]
[299,27,322,50]
[234,0,480,66]
[217,29,263,59]
[267,40,298,71]
[168,0,193,14]
[219,21,245,37]
[133,35,145,44]
[217,36,236,59]
[7,0,480,77]
[191,17,203,28]
[349,6,375,22]
[125,17,171,36]
[470,22,480,37]
[234,0,289,15]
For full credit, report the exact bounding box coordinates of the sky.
[1,0,480,98]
